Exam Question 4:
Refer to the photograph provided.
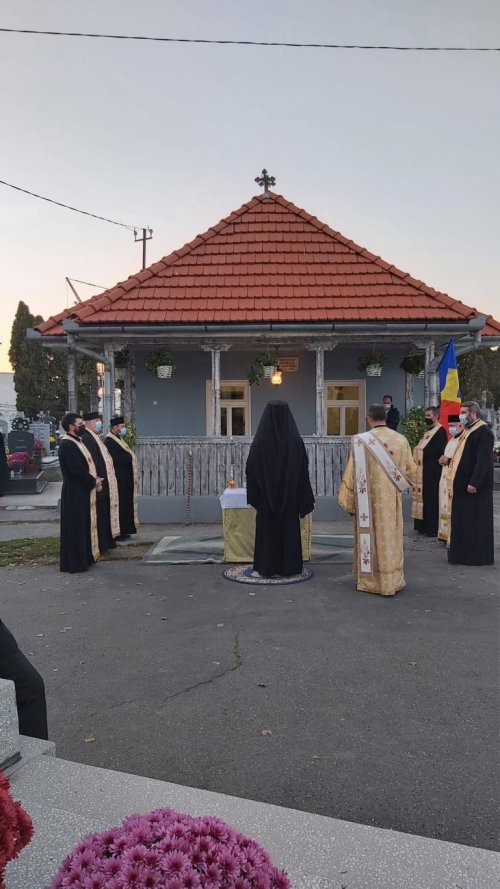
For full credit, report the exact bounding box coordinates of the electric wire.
[0,178,147,231]
[0,27,498,51]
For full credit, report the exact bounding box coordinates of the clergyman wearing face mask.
[104,416,138,542]
[80,412,120,554]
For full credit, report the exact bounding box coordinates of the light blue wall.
[134,347,424,437]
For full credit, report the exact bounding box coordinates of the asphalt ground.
[1,520,498,852]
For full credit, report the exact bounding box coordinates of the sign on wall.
[279,357,299,373]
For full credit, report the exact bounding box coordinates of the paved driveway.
[1,527,498,851]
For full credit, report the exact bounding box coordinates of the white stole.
[353,431,411,577]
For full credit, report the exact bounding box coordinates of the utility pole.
[134,227,153,269]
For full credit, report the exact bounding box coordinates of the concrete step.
[7,755,500,889]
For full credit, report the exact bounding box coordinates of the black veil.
[246,401,314,518]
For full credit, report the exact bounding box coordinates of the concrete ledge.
[4,471,47,494]
[7,756,500,889]
[0,678,20,771]
[5,734,56,778]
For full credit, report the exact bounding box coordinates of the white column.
[103,343,116,430]
[212,348,221,437]
[424,341,438,407]
[315,345,325,436]
[308,343,330,436]
[203,344,230,437]
[66,337,77,412]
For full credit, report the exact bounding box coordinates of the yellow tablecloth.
[222,507,312,563]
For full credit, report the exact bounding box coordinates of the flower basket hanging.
[247,351,278,386]
[156,364,173,379]
[358,350,387,376]
[400,353,425,377]
[145,349,176,379]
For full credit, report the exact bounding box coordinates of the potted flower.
[145,348,176,379]
[400,353,425,377]
[46,806,290,889]
[247,351,278,386]
[0,771,33,888]
[358,349,388,377]
[8,451,31,478]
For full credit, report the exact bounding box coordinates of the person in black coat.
[383,395,400,431]
[413,406,448,537]
[58,413,102,573]
[0,619,48,740]
[246,401,315,577]
[81,411,117,553]
[448,402,494,566]
[0,430,8,496]
[105,416,138,540]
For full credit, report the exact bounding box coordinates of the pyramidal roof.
[37,191,500,336]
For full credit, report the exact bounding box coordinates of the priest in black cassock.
[412,406,448,537]
[58,413,102,573]
[105,416,138,540]
[81,412,119,553]
[246,401,315,577]
[448,401,494,566]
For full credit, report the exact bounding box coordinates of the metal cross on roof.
[255,168,276,193]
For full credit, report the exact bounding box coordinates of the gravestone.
[8,430,35,456]
[30,422,51,453]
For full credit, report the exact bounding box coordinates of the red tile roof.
[37,191,499,335]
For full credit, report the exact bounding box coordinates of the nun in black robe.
[59,434,97,573]
[448,421,494,565]
[246,401,315,577]
[105,418,137,538]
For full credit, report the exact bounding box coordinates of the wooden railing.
[136,437,351,497]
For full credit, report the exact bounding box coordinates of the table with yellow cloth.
[219,488,312,563]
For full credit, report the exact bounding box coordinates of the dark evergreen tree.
[459,349,500,407]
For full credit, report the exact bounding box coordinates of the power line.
[0,27,498,51]
[0,178,146,231]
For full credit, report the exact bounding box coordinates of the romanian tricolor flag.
[438,340,461,428]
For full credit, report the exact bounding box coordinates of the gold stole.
[411,423,443,520]
[87,429,120,539]
[353,432,411,579]
[437,435,461,542]
[106,433,140,528]
[446,420,487,546]
[61,434,100,561]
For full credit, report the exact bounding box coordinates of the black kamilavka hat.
[110,415,125,426]
[82,411,101,421]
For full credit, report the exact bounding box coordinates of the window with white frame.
[325,381,365,436]
[206,381,250,436]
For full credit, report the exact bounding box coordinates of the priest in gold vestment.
[338,404,417,596]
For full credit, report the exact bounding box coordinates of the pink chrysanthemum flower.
[45,808,291,889]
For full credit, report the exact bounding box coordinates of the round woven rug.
[223,565,313,585]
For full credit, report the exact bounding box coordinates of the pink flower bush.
[0,771,34,889]
[46,808,291,889]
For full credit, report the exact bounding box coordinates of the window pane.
[327,384,359,401]
[221,407,227,436]
[327,407,340,435]
[221,385,245,400]
[231,407,246,436]
[345,407,359,435]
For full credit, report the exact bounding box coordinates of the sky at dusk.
[1,0,499,371]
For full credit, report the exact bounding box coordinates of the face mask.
[459,413,468,425]
[73,425,85,436]
[448,426,457,436]
[118,427,127,437]
[95,421,103,433]
[384,404,391,411]
[424,418,434,427]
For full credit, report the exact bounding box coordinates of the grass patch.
[0,537,59,567]
[0,537,152,567]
